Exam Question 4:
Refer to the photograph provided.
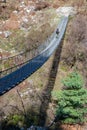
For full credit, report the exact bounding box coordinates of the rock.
[3,30,12,38]
[22,16,28,23]
[25,6,35,12]
[20,1,25,8]
[34,2,50,11]
[56,6,77,16]
[10,10,18,21]
[0,31,3,36]
[4,19,20,29]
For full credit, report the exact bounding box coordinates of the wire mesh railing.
[0,28,56,78]
[0,16,68,95]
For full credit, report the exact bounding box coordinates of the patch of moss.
[8,114,25,127]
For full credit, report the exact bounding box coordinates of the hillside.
[0,0,87,130]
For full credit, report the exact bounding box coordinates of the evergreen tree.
[52,72,87,124]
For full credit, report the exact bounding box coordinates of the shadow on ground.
[0,40,64,130]
[38,40,63,127]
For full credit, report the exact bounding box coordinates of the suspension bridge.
[0,16,69,95]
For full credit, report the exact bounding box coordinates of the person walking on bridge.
[1,0,6,3]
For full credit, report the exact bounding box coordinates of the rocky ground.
[0,0,61,72]
[0,0,59,58]
[0,0,87,130]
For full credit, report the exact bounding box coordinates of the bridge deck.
[0,16,68,95]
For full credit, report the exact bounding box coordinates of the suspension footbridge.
[0,16,68,95]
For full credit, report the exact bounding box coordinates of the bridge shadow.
[38,40,64,127]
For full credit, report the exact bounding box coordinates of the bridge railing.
[0,29,56,78]
[0,16,69,95]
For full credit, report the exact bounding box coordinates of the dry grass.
[61,13,87,85]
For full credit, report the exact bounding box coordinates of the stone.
[3,30,12,38]
[4,19,20,29]
[56,6,77,16]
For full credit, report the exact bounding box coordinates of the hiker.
[1,0,6,3]
[56,28,59,35]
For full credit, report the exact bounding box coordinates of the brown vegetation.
[61,13,87,84]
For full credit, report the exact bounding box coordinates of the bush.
[52,72,87,124]
[7,114,24,126]
[62,72,84,89]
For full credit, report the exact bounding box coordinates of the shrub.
[7,114,24,126]
[62,72,84,89]
[52,72,87,124]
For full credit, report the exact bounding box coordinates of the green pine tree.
[52,72,87,124]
